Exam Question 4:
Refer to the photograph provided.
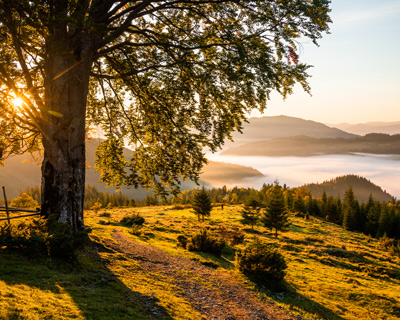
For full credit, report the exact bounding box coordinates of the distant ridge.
[304,175,394,203]
[329,121,400,135]
[227,115,357,147]
[222,133,400,157]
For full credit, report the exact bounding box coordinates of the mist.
[206,153,400,199]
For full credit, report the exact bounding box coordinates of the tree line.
[12,182,400,241]
[172,184,400,241]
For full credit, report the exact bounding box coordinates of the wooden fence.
[0,186,40,223]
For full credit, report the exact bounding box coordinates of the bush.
[186,229,225,257]
[0,219,47,254]
[90,202,102,213]
[129,225,143,236]
[120,213,145,226]
[99,211,111,217]
[229,228,245,246]
[218,227,245,246]
[10,193,39,209]
[0,218,90,258]
[236,239,287,282]
[177,235,188,248]
[46,217,91,258]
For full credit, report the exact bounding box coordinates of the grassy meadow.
[1,205,400,319]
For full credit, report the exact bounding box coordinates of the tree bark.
[40,29,94,233]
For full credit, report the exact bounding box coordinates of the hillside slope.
[222,133,400,157]
[304,174,394,203]
[1,206,399,319]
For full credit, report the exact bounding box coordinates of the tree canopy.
[0,0,331,232]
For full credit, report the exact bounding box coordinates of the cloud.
[334,1,400,26]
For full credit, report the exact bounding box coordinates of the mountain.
[225,115,357,147]
[329,121,400,135]
[303,174,394,203]
[0,139,263,199]
[222,133,400,157]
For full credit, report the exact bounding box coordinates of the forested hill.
[304,175,394,203]
[222,133,400,156]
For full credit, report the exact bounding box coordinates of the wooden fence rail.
[1,186,40,223]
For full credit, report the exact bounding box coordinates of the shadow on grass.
[0,239,174,320]
[250,278,346,320]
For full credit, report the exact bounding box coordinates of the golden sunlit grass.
[1,205,399,319]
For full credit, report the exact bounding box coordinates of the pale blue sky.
[251,0,400,124]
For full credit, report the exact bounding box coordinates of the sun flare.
[13,97,24,108]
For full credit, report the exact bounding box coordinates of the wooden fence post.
[2,186,10,224]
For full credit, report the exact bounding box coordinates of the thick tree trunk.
[40,30,94,233]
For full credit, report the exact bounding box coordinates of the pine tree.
[262,183,290,237]
[293,194,307,214]
[285,190,294,212]
[365,202,381,237]
[241,198,262,230]
[378,204,391,237]
[342,187,359,231]
[192,187,212,222]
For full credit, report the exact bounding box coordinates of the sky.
[250,0,400,124]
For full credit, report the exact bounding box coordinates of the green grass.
[1,205,400,319]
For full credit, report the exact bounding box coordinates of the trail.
[104,229,300,320]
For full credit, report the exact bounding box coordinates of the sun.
[13,97,24,108]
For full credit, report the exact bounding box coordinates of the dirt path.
[105,229,300,320]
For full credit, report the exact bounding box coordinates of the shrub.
[177,235,188,248]
[10,193,39,209]
[229,228,245,246]
[120,213,145,226]
[236,239,287,282]
[90,202,102,213]
[99,211,111,217]
[380,235,394,249]
[0,218,90,258]
[172,204,191,210]
[186,229,225,257]
[218,227,245,246]
[129,225,143,236]
[46,217,91,258]
[0,219,47,254]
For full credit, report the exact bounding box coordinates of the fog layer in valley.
[207,153,400,199]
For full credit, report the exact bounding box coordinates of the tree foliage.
[0,0,331,232]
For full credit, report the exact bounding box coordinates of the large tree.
[0,1,331,234]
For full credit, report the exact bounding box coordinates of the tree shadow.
[253,279,346,320]
[0,239,174,320]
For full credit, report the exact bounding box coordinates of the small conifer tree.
[192,187,212,222]
[241,198,262,230]
[262,182,290,237]
[342,187,359,231]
